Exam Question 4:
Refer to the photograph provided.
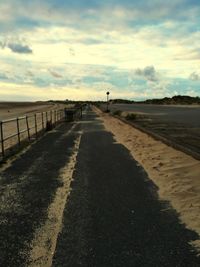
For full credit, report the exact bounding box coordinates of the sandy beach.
[0,102,66,121]
[93,106,200,253]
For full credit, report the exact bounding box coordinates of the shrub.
[113,110,122,116]
[125,113,137,121]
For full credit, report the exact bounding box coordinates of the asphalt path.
[108,104,200,127]
[0,122,81,266]
[52,109,200,267]
[0,108,200,266]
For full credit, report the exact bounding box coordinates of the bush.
[113,110,122,116]
[125,113,137,121]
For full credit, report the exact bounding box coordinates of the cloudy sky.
[0,0,200,101]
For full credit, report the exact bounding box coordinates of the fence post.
[81,106,83,118]
[16,118,20,146]
[42,112,44,130]
[26,116,30,141]
[54,110,56,126]
[35,114,37,138]
[0,121,5,158]
[55,110,57,123]
[58,110,60,121]
[50,110,52,123]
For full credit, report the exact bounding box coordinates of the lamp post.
[106,91,110,112]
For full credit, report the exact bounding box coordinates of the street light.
[106,91,110,112]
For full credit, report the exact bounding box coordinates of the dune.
[93,106,200,253]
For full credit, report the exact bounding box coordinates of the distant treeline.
[110,95,200,105]
[139,95,200,105]
[47,95,200,105]
[110,99,135,104]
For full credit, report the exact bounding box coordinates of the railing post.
[55,110,58,123]
[42,112,44,130]
[34,114,37,138]
[26,116,30,141]
[16,118,20,146]
[81,106,83,119]
[0,121,5,158]
[54,110,56,126]
[46,111,48,124]
[50,110,52,123]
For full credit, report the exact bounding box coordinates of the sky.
[0,0,200,101]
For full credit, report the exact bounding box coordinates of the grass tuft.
[113,110,122,116]
[125,113,137,121]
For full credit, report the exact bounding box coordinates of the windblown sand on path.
[93,106,200,252]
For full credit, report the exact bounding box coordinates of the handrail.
[0,108,65,159]
[0,106,83,159]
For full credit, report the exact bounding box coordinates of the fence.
[0,109,65,159]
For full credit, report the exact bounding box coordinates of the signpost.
[106,91,110,112]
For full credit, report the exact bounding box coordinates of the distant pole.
[106,91,110,112]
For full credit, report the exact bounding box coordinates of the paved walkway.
[0,108,199,266]
[52,109,200,267]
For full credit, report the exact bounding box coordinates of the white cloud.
[48,69,63,78]
[0,1,200,100]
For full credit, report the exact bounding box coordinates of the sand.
[93,106,200,253]
[28,129,82,267]
[0,102,67,121]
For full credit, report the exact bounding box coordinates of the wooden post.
[50,110,52,123]
[26,116,30,141]
[16,118,20,146]
[0,121,5,158]
[81,106,83,119]
[57,110,60,121]
[35,114,37,138]
[55,110,58,123]
[54,110,56,126]
[42,112,44,130]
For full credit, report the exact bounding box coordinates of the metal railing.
[0,109,65,159]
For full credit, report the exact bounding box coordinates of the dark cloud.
[0,40,6,49]
[26,70,34,77]
[48,69,63,78]
[189,72,200,81]
[69,47,75,56]
[0,72,9,80]
[135,66,158,82]
[7,42,32,54]
[0,38,32,54]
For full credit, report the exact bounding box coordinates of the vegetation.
[139,95,200,105]
[125,113,137,121]
[113,110,122,116]
[111,99,135,104]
